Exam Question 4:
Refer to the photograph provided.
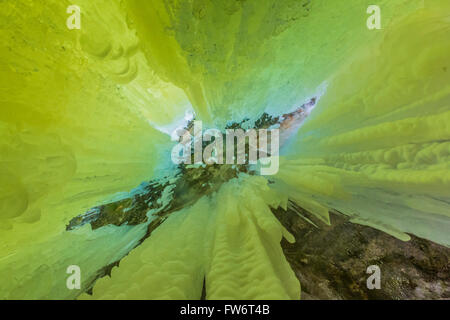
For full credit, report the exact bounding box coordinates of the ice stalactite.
[80,175,299,300]
[274,3,450,246]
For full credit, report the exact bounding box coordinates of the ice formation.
[0,0,448,299]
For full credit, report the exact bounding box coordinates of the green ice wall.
[0,0,449,299]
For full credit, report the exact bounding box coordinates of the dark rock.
[273,205,450,300]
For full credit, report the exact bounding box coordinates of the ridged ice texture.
[80,176,299,300]
[275,2,450,246]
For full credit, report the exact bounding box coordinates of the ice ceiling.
[0,0,449,299]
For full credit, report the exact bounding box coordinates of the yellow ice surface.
[0,0,188,249]
[122,0,424,127]
[0,0,189,298]
[276,1,450,245]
